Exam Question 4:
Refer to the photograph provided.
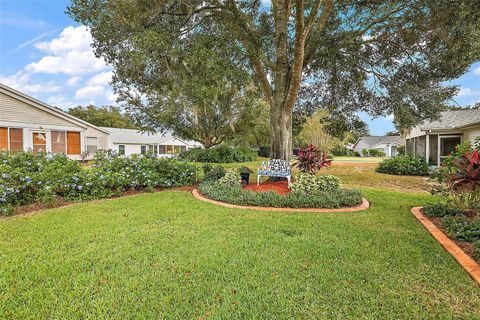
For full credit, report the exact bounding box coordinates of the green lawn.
[1,163,479,318]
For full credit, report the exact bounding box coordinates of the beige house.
[405,109,480,166]
[0,83,109,160]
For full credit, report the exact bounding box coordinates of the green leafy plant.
[368,149,386,157]
[179,145,257,163]
[217,170,242,188]
[291,173,341,194]
[422,203,464,217]
[202,164,225,182]
[376,155,430,176]
[239,166,253,174]
[199,181,361,209]
[442,216,480,242]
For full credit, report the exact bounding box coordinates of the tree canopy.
[67,105,138,129]
[69,0,480,159]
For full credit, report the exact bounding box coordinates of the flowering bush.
[0,151,196,216]
[293,144,331,174]
[291,173,341,194]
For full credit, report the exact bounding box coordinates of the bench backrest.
[260,159,291,173]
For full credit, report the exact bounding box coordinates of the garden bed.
[244,181,290,195]
[193,188,369,212]
[411,207,480,284]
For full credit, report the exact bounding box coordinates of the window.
[154,145,158,155]
[141,145,147,154]
[0,127,23,152]
[67,132,81,155]
[118,145,125,155]
[32,132,47,153]
[159,145,166,154]
[86,137,98,154]
[51,131,66,154]
[180,146,186,153]
[0,128,7,151]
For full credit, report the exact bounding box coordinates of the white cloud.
[87,71,113,86]
[75,85,106,100]
[46,95,75,110]
[25,26,107,75]
[457,87,480,97]
[0,71,61,94]
[474,66,480,76]
[67,76,81,86]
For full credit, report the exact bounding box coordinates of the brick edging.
[191,189,369,213]
[411,207,480,285]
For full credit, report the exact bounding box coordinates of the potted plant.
[239,166,253,185]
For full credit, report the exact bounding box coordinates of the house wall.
[353,139,370,156]
[463,126,480,144]
[0,91,76,127]
[84,127,109,151]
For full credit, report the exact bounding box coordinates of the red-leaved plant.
[294,144,332,174]
[448,150,480,192]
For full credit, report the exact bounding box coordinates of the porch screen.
[67,132,81,155]
[0,128,7,151]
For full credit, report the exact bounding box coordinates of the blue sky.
[1,0,479,135]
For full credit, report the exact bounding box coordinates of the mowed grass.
[1,161,478,318]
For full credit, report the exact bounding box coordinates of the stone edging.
[411,206,480,285]
[191,189,370,213]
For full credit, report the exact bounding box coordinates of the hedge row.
[0,152,196,215]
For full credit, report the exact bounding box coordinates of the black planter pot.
[240,172,250,185]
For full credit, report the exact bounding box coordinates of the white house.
[353,136,403,157]
[100,127,202,157]
[0,83,202,159]
[0,83,109,160]
[405,109,480,166]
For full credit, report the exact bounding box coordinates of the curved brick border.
[411,207,480,285]
[192,189,369,213]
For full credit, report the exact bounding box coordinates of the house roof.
[100,127,202,147]
[0,82,110,134]
[421,109,480,130]
[357,135,402,147]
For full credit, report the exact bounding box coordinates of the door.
[439,136,462,165]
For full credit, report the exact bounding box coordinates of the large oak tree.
[68,0,480,160]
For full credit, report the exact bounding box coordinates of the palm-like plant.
[294,144,332,174]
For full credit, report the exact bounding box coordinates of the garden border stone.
[192,188,369,213]
[411,206,480,285]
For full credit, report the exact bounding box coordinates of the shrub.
[368,149,386,157]
[179,145,257,163]
[291,173,341,194]
[362,148,369,157]
[422,203,463,217]
[442,216,480,242]
[376,155,430,176]
[474,242,480,262]
[202,164,225,182]
[293,144,331,174]
[217,169,242,187]
[0,151,196,216]
[199,181,362,209]
[257,146,270,158]
[396,145,406,156]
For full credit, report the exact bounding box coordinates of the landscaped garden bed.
[197,145,365,210]
[0,151,196,216]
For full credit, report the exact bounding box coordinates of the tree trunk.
[270,97,293,160]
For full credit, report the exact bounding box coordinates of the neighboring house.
[405,109,480,166]
[0,83,109,160]
[353,136,403,157]
[100,127,202,157]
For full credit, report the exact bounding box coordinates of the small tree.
[298,110,340,154]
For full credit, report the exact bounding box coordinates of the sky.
[1,0,479,136]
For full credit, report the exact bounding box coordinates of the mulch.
[244,180,290,196]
